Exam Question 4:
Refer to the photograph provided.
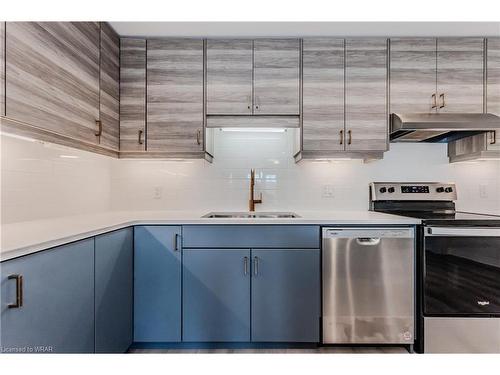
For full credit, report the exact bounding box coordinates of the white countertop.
[1,210,420,261]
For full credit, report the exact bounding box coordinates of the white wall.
[2,130,499,224]
[1,134,112,224]
[110,22,500,38]
[110,130,500,214]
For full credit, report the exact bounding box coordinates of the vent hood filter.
[390,113,500,143]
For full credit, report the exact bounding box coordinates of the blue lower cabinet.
[0,239,95,353]
[95,228,134,353]
[134,226,182,342]
[251,249,320,342]
[183,249,251,342]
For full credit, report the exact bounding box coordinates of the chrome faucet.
[249,169,262,212]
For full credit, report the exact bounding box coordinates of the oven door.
[424,227,500,316]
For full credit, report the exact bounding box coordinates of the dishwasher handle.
[356,238,381,246]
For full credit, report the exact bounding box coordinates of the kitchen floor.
[129,347,410,354]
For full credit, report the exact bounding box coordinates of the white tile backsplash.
[109,130,500,214]
[2,129,500,224]
[1,135,112,224]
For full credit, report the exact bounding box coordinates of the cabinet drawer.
[182,225,320,248]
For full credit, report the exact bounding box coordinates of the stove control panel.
[370,182,457,201]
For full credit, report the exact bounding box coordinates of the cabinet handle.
[244,256,249,276]
[247,95,252,110]
[339,129,344,145]
[174,233,180,251]
[348,130,352,145]
[8,274,23,309]
[253,256,259,276]
[431,94,437,109]
[196,129,201,145]
[439,93,445,109]
[138,129,144,145]
[94,120,102,137]
[490,131,497,145]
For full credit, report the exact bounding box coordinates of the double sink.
[202,212,300,219]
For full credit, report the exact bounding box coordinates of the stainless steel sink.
[202,212,300,219]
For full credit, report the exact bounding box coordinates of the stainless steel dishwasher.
[322,227,415,344]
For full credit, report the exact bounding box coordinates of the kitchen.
[1,2,500,372]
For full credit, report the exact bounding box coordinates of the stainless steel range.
[370,182,500,353]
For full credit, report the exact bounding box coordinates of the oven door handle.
[425,227,500,237]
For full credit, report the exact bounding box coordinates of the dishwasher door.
[322,227,415,344]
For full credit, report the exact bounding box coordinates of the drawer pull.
[174,233,180,251]
[244,256,249,276]
[439,93,445,109]
[253,256,259,276]
[490,131,497,145]
[138,129,144,145]
[8,274,23,308]
[95,120,102,137]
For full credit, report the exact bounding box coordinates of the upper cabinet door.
[389,38,437,113]
[437,38,484,113]
[1,22,4,116]
[6,22,100,143]
[302,38,345,151]
[487,38,500,115]
[147,39,204,153]
[206,39,253,115]
[253,39,300,115]
[345,38,388,152]
[99,23,120,151]
[120,38,146,152]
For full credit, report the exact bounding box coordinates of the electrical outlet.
[479,184,488,199]
[153,186,163,200]
[322,185,335,198]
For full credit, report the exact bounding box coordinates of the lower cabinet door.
[0,239,95,353]
[95,228,133,353]
[183,249,251,342]
[251,249,320,342]
[134,226,182,342]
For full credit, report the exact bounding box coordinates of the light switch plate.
[153,186,163,200]
[479,184,488,199]
[322,185,335,198]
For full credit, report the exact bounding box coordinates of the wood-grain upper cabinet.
[1,22,5,116]
[390,37,484,114]
[390,38,437,113]
[488,38,500,115]
[448,38,500,162]
[147,39,204,153]
[120,38,146,152]
[437,38,484,113]
[206,39,253,115]
[99,23,120,151]
[5,22,100,143]
[345,38,388,151]
[254,39,300,115]
[302,38,344,151]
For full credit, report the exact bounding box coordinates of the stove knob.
[379,187,387,193]
[388,187,395,193]
[436,187,445,193]
[445,187,453,193]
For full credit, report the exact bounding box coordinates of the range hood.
[390,113,500,142]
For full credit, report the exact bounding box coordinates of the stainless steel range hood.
[390,113,500,142]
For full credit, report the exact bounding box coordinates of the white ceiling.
[109,22,500,38]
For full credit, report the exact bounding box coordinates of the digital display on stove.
[401,185,430,193]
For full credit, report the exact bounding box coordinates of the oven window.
[424,236,500,315]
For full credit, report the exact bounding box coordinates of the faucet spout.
[249,169,263,212]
